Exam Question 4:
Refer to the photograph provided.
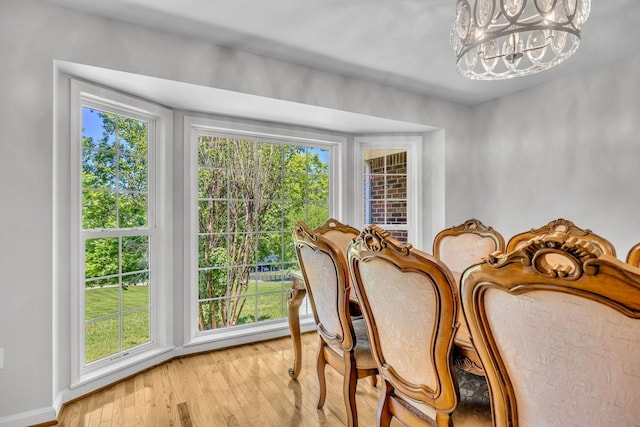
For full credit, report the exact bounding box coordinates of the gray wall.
[3,0,640,423]
[471,55,640,255]
[0,0,471,423]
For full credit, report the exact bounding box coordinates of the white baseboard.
[0,406,56,427]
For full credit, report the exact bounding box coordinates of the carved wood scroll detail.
[486,231,602,280]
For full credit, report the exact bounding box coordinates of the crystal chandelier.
[451,0,591,80]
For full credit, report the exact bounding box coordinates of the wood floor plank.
[58,332,405,426]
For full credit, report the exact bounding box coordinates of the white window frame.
[354,135,422,248]
[70,80,174,386]
[184,116,344,348]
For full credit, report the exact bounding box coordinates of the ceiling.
[43,0,640,105]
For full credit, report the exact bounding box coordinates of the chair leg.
[435,412,453,427]
[316,338,327,409]
[343,351,358,427]
[368,375,377,388]
[377,380,392,427]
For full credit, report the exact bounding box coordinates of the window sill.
[181,316,316,355]
[70,345,175,390]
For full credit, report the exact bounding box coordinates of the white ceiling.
[43,0,640,105]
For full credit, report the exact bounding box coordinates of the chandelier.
[451,0,591,80]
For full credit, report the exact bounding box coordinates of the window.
[71,80,172,381]
[187,118,339,340]
[363,149,409,242]
[355,136,421,246]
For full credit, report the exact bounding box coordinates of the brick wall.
[366,151,407,242]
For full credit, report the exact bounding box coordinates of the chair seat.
[451,368,492,426]
[393,368,492,426]
[326,318,377,370]
[352,318,377,369]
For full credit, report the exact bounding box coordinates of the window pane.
[198,169,227,199]
[308,174,329,201]
[80,97,157,370]
[82,107,115,150]
[85,284,119,320]
[365,175,385,200]
[85,237,119,279]
[196,137,330,332]
[86,316,120,363]
[257,232,283,266]
[386,200,407,225]
[233,296,256,326]
[308,147,329,174]
[83,190,116,229]
[122,309,149,350]
[258,202,283,233]
[118,192,147,228]
[258,292,284,322]
[387,174,407,199]
[284,146,306,173]
[82,149,116,189]
[283,238,298,264]
[198,269,228,300]
[118,154,147,191]
[283,174,306,200]
[308,202,330,229]
[198,299,226,331]
[122,273,149,311]
[198,136,229,168]
[199,200,228,234]
[199,234,228,268]
[118,116,148,157]
[363,149,408,233]
[122,236,149,273]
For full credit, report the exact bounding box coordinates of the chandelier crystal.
[451,0,591,80]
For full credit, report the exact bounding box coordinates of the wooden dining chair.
[313,218,362,317]
[348,225,492,427]
[433,218,505,375]
[506,217,616,256]
[293,221,377,427]
[626,242,640,267]
[461,231,640,426]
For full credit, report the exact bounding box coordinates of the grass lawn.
[85,286,149,363]
[85,281,293,362]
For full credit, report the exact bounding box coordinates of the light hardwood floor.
[56,332,402,426]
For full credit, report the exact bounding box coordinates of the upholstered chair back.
[462,231,640,426]
[314,218,360,260]
[433,218,505,375]
[294,220,378,427]
[293,221,353,352]
[348,225,460,425]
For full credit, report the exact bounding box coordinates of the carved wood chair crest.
[627,242,640,267]
[487,231,604,280]
[506,218,616,256]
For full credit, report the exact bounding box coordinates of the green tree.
[83,109,148,282]
[197,138,329,330]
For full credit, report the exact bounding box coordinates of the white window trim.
[183,115,344,347]
[353,135,423,248]
[69,80,174,387]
